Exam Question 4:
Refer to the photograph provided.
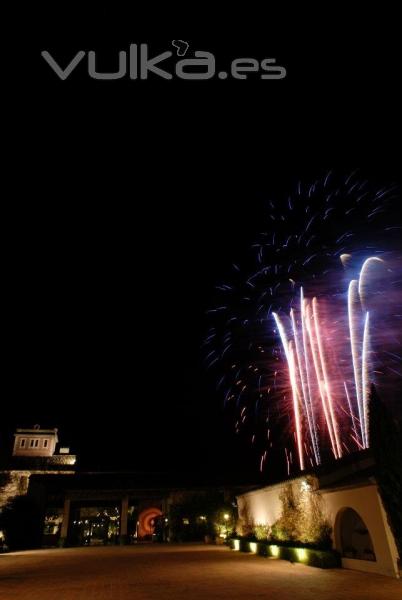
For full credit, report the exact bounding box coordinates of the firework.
[273,259,379,468]
[205,171,401,476]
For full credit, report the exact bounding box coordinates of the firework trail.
[362,310,370,448]
[274,263,377,468]
[205,171,401,476]
[348,279,363,445]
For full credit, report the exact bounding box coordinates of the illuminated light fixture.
[223,513,230,521]
[269,545,280,557]
[296,548,308,562]
[233,539,240,551]
[249,542,258,553]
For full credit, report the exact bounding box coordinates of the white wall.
[237,478,400,578]
[237,480,288,528]
[322,483,399,578]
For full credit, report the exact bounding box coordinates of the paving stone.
[0,544,400,600]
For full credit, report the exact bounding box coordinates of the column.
[119,495,129,544]
[59,498,71,547]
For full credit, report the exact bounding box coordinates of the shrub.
[257,542,268,557]
[231,538,341,569]
[268,480,332,550]
[239,537,251,552]
[254,524,270,541]
[274,484,303,542]
[236,499,254,538]
[307,549,341,568]
[0,495,43,551]
[270,520,287,542]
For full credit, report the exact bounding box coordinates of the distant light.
[301,480,311,492]
[233,539,240,551]
[249,542,257,553]
[269,545,280,557]
[223,513,230,521]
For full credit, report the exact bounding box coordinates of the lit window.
[182,518,190,525]
[20,438,26,448]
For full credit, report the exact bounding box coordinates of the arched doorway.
[337,508,376,561]
[137,507,163,540]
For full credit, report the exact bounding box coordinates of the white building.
[236,453,400,578]
[13,425,59,458]
[0,425,76,510]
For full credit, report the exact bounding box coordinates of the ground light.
[296,548,308,562]
[231,539,341,569]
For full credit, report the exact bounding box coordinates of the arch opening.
[137,507,163,539]
[337,507,376,561]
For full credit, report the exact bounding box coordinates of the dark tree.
[369,384,402,558]
[0,495,43,551]
[168,492,235,542]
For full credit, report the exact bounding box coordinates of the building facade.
[1,425,246,549]
[236,452,400,578]
[13,425,59,458]
[0,425,76,511]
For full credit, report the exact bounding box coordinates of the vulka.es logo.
[41,43,287,81]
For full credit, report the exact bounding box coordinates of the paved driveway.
[0,544,400,600]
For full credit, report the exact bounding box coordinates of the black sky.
[3,7,401,482]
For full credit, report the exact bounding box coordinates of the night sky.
[3,8,401,482]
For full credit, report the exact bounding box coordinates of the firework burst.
[205,171,401,476]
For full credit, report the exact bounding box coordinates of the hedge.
[229,538,341,569]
